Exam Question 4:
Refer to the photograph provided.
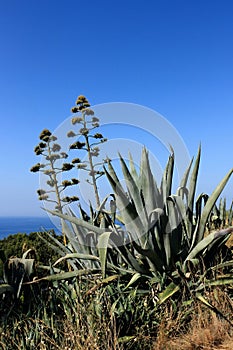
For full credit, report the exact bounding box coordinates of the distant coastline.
[0,216,61,239]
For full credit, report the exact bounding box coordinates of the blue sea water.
[0,216,61,240]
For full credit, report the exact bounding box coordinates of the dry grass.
[1,288,233,350]
[0,316,123,350]
[155,312,233,350]
[153,288,233,350]
[1,227,233,350]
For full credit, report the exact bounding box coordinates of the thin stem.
[47,141,67,245]
[83,113,101,208]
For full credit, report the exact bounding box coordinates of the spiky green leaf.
[158,282,180,305]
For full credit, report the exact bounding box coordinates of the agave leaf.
[38,229,82,270]
[53,253,100,267]
[109,196,116,223]
[98,231,112,278]
[158,282,180,305]
[129,151,139,186]
[176,186,189,207]
[166,148,174,196]
[26,268,101,283]
[37,231,70,256]
[190,193,209,246]
[46,209,106,235]
[106,261,135,275]
[185,227,233,262]
[98,194,112,212]
[124,272,142,289]
[67,208,88,246]
[78,204,90,222]
[166,196,186,264]
[37,265,64,273]
[163,233,171,269]
[61,218,84,251]
[148,208,164,222]
[4,258,34,298]
[160,151,174,205]
[116,244,149,274]
[132,241,164,273]
[219,198,223,217]
[105,159,122,189]
[119,153,148,230]
[209,259,233,271]
[148,208,165,254]
[85,275,119,296]
[192,168,233,247]
[166,197,179,240]
[94,194,115,227]
[195,193,209,221]
[195,292,215,309]
[88,201,95,222]
[179,157,194,189]
[61,216,98,262]
[187,145,201,235]
[22,249,36,259]
[104,166,145,243]
[20,258,34,276]
[173,195,190,245]
[205,277,233,287]
[140,147,161,215]
[213,203,220,217]
[204,230,231,258]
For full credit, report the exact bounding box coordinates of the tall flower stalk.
[30,129,79,244]
[68,95,108,208]
[31,95,108,241]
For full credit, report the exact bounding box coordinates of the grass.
[1,227,233,349]
[153,228,233,350]
[1,284,233,349]
[153,287,233,350]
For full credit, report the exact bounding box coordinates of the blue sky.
[0,0,233,216]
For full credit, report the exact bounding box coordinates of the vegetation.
[0,231,62,276]
[1,95,233,349]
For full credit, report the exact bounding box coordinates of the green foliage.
[3,255,34,299]
[0,145,233,348]
[46,146,233,319]
[0,231,63,276]
[25,96,233,347]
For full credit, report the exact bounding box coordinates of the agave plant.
[103,147,233,300]
[44,146,233,312]
[105,148,233,261]
[0,249,37,322]
[0,249,35,298]
[36,198,121,280]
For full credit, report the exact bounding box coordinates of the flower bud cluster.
[30,127,80,211]
[31,94,109,212]
[67,96,109,206]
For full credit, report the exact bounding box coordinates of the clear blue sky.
[0,0,233,216]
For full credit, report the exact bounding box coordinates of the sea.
[0,216,61,240]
